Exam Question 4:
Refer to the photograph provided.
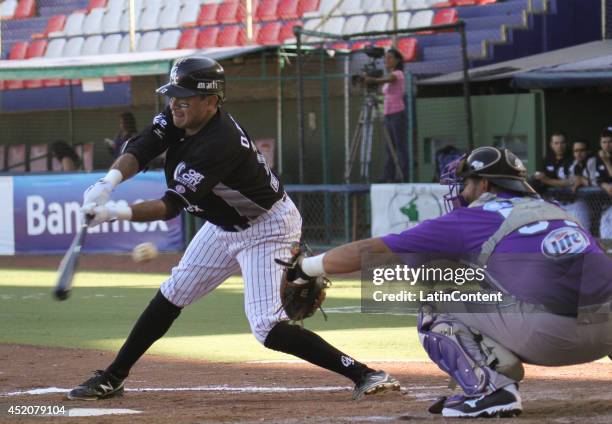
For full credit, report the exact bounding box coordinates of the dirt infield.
[1,344,610,423]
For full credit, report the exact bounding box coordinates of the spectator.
[595,127,612,239]
[363,48,409,183]
[105,112,138,159]
[50,140,81,171]
[532,132,573,189]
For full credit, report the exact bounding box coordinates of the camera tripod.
[344,91,405,183]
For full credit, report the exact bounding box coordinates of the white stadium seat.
[178,1,200,26]
[343,15,366,34]
[409,10,434,28]
[323,16,345,34]
[365,13,389,32]
[82,35,103,55]
[100,33,122,54]
[317,0,338,17]
[64,12,86,36]
[138,30,160,51]
[389,11,411,30]
[102,7,122,34]
[402,0,428,9]
[44,38,66,58]
[339,0,361,15]
[139,5,160,31]
[0,0,17,19]
[83,8,105,35]
[159,30,181,50]
[63,36,85,57]
[143,0,162,10]
[304,17,322,31]
[120,7,142,32]
[120,32,141,53]
[159,0,181,29]
[107,0,125,12]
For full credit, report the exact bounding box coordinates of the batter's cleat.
[352,370,400,400]
[67,370,125,401]
[441,384,522,418]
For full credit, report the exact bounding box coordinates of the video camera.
[351,46,385,92]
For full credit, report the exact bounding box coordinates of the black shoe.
[352,370,400,400]
[441,384,522,418]
[67,370,125,401]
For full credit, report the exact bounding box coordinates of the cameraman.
[363,48,408,183]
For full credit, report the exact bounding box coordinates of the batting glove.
[82,169,124,214]
[87,203,133,228]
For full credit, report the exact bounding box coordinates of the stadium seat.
[298,0,319,15]
[311,0,335,17]
[433,8,458,25]
[351,40,371,50]
[257,0,279,21]
[14,0,35,19]
[107,0,125,12]
[120,33,140,52]
[63,37,85,56]
[397,37,417,61]
[87,0,107,11]
[277,0,299,20]
[120,7,142,32]
[64,12,86,37]
[143,0,162,9]
[139,6,160,31]
[44,38,66,57]
[218,1,244,24]
[159,30,181,49]
[409,10,434,28]
[477,0,497,4]
[29,144,49,172]
[217,25,244,46]
[101,6,122,34]
[7,144,26,172]
[178,28,199,49]
[339,0,361,16]
[304,17,322,32]
[374,38,392,48]
[139,31,160,51]
[279,20,301,42]
[395,11,412,29]
[196,26,219,48]
[178,1,200,27]
[26,39,47,58]
[8,41,28,60]
[365,13,389,32]
[343,15,366,34]
[159,0,181,29]
[401,0,429,9]
[82,35,103,55]
[257,22,281,45]
[83,8,105,35]
[197,2,219,26]
[34,14,67,38]
[100,33,122,54]
[323,16,344,34]
[0,0,18,19]
[454,0,478,5]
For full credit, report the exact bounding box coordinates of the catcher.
[277,146,612,418]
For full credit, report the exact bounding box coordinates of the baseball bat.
[53,218,89,301]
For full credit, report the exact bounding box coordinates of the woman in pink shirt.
[364,48,408,183]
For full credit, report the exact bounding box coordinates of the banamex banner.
[10,172,183,254]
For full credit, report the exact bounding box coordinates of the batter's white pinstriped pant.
[160,196,301,343]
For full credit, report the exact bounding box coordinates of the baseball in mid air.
[132,242,159,263]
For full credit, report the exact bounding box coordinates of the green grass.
[0,269,426,362]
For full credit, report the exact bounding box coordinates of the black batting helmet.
[456,146,536,195]
[156,56,225,101]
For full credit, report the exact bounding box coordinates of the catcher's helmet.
[156,56,225,101]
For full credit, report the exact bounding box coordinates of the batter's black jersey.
[124,106,284,226]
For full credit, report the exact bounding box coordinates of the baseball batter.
[284,147,612,418]
[67,57,400,401]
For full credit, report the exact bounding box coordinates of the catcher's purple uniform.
[382,193,612,392]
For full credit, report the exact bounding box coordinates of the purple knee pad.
[419,320,490,396]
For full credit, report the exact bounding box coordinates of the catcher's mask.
[441,146,536,212]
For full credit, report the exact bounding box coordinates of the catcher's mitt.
[274,242,331,322]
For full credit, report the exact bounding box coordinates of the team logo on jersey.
[153,113,168,128]
[541,227,590,259]
[174,162,204,192]
[175,184,186,194]
[185,204,203,213]
[341,355,355,367]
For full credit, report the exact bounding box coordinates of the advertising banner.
[11,172,183,254]
[371,184,448,237]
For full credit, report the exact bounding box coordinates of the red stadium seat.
[351,40,371,51]
[397,37,417,62]
[256,0,279,22]
[277,0,299,20]
[8,41,28,59]
[14,0,36,19]
[42,79,67,87]
[279,20,301,42]
[298,0,319,14]
[217,25,245,46]
[26,39,47,58]
[330,42,349,50]
[454,0,478,5]
[102,76,131,83]
[178,28,199,49]
[433,1,454,7]
[433,8,458,26]
[257,22,281,45]
[197,26,220,48]
[87,0,107,12]
[197,3,219,26]
[217,1,244,24]
[374,39,392,48]
[477,0,497,4]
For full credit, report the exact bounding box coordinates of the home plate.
[68,408,141,417]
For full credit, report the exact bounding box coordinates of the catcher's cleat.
[352,370,400,400]
[440,384,522,418]
[67,370,125,401]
